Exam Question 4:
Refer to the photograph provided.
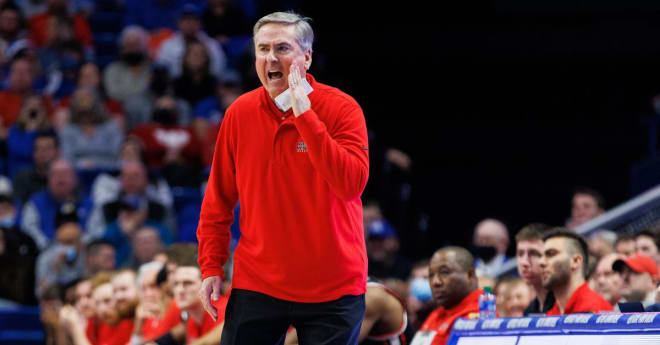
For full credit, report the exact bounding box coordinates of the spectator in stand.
[128,225,165,270]
[101,198,171,268]
[123,0,205,32]
[613,253,659,308]
[131,95,202,187]
[27,0,92,49]
[38,39,85,101]
[366,218,411,281]
[500,278,533,317]
[410,246,481,345]
[174,39,217,108]
[13,129,58,203]
[103,26,152,106]
[5,94,51,176]
[60,272,135,345]
[587,229,616,259]
[590,253,624,307]
[635,230,660,265]
[515,223,555,315]
[73,279,95,324]
[406,259,434,332]
[0,2,29,66]
[84,239,115,276]
[473,218,510,278]
[201,0,251,44]
[0,57,41,129]
[567,188,605,230]
[0,179,38,306]
[615,233,636,257]
[156,3,226,80]
[540,229,613,315]
[87,159,172,239]
[40,284,69,345]
[35,216,85,296]
[59,87,124,170]
[20,158,92,250]
[59,62,124,123]
[131,261,168,342]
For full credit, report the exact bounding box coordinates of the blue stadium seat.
[0,306,44,345]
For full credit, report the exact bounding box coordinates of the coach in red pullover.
[197,11,369,345]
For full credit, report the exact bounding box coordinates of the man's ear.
[304,50,312,71]
[572,253,583,272]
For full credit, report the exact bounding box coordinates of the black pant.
[220,289,366,345]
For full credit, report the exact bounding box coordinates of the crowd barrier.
[447,312,660,345]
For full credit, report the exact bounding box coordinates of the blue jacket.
[20,190,93,250]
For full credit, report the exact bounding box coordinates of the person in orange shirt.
[410,246,481,345]
[541,229,613,315]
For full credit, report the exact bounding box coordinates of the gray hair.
[119,25,149,52]
[253,11,314,53]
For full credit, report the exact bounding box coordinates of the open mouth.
[268,71,283,80]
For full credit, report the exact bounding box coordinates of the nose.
[267,49,277,62]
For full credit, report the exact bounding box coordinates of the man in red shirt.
[197,11,368,345]
[541,229,613,315]
[410,247,481,345]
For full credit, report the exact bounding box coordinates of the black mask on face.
[121,52,145,66]
[152,108,178,126]
[473,245,498,263]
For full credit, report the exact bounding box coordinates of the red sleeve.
[293,105,369,200]
[73,15,93,47]
[197,108,238,280]
[85,318,97,345]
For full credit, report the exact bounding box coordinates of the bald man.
[411,246,481,345]
[473,218,510,277]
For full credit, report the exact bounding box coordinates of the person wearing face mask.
[472,218,511,278]
[131,96,202,187]
[103,26,152,105]
[35,215,86,298]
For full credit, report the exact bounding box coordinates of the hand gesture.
[288,62,311,117]
[198,275,223,321]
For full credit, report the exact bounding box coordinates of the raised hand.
[288,62,311,117]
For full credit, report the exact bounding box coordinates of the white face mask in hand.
[274,78,314,112]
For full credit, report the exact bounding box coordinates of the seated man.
[410,246,481,345]
[150,264,228,345]
[591,253,624,308]
[615,234,636,258]
[541,229,613,315]
[515,223,555,315]
[613,253,659,308]
[285,278,411,344]
[473,218,510,278]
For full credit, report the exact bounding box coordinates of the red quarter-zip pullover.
[197,74,369,302]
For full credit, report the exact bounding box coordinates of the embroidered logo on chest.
[296,141,308,152]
